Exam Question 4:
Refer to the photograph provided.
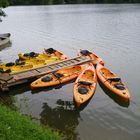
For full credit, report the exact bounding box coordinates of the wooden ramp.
[0,56,91,91]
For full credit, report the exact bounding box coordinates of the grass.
[0,104,62,140]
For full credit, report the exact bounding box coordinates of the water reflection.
[0,83,31,110]
[0,41,11,52]
[40,99,80,140]
[98,80,130,107]
[31,81,93,111]
[0,93,17,109]
[56,99,74,110]
[0,42,12,63]
[8,83,31,95]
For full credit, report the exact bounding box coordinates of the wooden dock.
[0,56,91,91]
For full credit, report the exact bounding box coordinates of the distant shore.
[0,0,140,8]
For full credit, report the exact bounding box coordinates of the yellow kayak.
[19,56,61,68]
[0,48,68,74]
[18,52,38,60]
[23,59,45,67]
[18,52,49,60]
[18,48,68,61]
[18,48,67,68]
[44,48,68,60]
[0,62,33,73]
[11,64,33,73]
[0,62,15,71]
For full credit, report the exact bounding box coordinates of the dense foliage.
[10,0,140,5]
[0,0,139,7]
[0,0,9,8]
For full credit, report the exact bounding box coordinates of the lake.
[0,4,140,140]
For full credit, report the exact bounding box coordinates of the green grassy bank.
[0,104,62,140]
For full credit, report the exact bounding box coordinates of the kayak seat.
[78,81,93,86]
[0,68,11,73]
[5,69,11,73]
[78,87,89,94]
[41,76,52,82]
[15,59,20,63]
[45,48,55,54]
[53,72,64,78]
[15,59,25,65]
[16,62,26,66]
[23,53,30,57]
[114,83,125,90]
[80,50,90,56]
[5,62,15,67]
[23,52,38,58]
[29,52,38,57]
[107,77,121,82]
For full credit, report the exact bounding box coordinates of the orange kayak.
[96,63,130,101]
[31,65,82,89]
[78,49,104,65]
[44,48,68,60]
[73,63,97,107]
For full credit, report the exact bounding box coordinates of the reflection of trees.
[0,83,29,110]
[0,0,9,8]
[40,99,80,140]
[0,93,17,110]
[7,83,30,95]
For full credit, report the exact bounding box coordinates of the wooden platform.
[0,56,91,91]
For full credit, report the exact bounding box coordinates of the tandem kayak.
[31,65,82,89]
[96,62,130,101]
[44,48,68,60]
[73,63,97,107]
[18,48,68,61]
[0,62,33,73]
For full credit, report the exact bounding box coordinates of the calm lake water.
[0,4,140,140]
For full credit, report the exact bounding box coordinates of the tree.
[4,0,140,5]
[0,0,9,8]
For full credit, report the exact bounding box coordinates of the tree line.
[0,0,139,8]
